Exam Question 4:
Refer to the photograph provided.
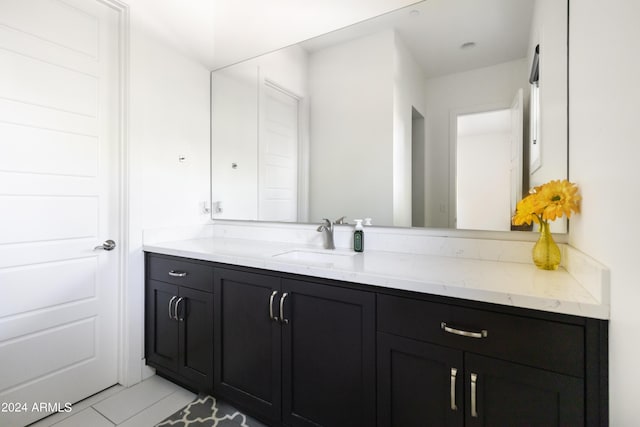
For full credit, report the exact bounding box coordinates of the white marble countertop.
[143,236,609,320]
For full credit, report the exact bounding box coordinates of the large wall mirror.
[210,0,568,233]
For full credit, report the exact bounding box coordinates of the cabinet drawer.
[147,254,213,292]
[377,294,584,377]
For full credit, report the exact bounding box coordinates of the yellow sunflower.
[512,194,541,225]
[534,179,581,221]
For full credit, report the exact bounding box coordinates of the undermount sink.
[272,249,356,266]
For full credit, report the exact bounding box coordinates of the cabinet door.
[178,286,213,391]
[145,280,179,372]
[214,268,282,424]
[465,353,584,427]
[281,279,376,427]
[377,333,464,427]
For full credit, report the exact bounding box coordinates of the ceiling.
[128,0,534,78]
[128,0,421,70]
[210,0,420,69]
[301,0,535,79]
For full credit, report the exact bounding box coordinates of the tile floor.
[27,375,196,427]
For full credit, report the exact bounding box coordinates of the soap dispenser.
[353,219,364,252]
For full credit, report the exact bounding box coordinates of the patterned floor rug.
[155,395,269,427]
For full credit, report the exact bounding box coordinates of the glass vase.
[532,221,561,270]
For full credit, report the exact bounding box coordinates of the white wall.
[126,5,212,385]
[308,31,394,225]
[125,0,215,68]
[527,0,568,190]
[569,0,640,424]
[424,59,529,228]
[393,34,426,227]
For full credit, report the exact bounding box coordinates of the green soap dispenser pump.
[353,219,364,252]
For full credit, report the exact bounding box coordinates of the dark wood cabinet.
[377,294,597,427]
[464,353,583,427]
[145,255,214,392]
[178,286,214,387]
[146,253,608,427]
[378,333,584,427]
[281,278,375,427]
[214,268,375,427]
[378,333,463,427]
[146,280,180,372]
[213,267,282,423]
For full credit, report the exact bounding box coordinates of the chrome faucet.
[317,218,336,249]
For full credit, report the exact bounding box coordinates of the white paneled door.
[0,0,123,425]
[258,80,299,222]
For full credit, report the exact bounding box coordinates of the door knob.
[94,239,116,251]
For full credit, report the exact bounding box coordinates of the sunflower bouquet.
[513,179,581,226]
[512,179,581,270]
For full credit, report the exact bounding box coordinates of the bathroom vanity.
[144,231,608,427]
[153,1,601,424]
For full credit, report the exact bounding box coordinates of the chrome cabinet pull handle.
[279,293,289,324]
[168,296,178,320]
[269,290,279,321]
[450,368,458,411]
[441,322,488,339]
[168,270,187,278]
[471,373,478,418]
[177,297,186,322]
[174,297,184,321]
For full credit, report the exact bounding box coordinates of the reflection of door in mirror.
[258,80,300,222]
[455,89,523,231]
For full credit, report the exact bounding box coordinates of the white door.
[456,109,512,231]
[258,80,300,222]
[0,1,121,425]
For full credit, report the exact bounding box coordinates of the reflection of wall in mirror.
[211,65,259,220]
[309,31,395,225]
[309,30,427,227]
